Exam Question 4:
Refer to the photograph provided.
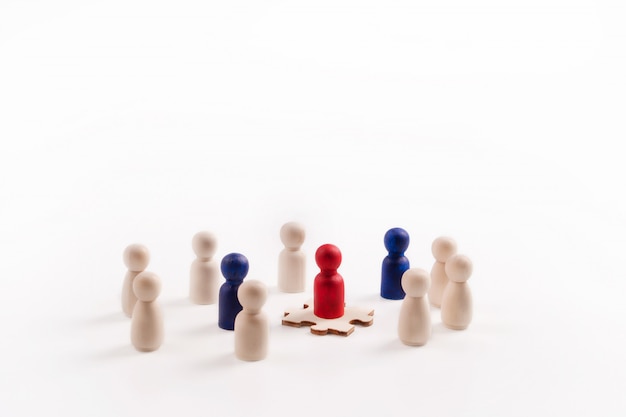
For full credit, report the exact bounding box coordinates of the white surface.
[1,1,625,416]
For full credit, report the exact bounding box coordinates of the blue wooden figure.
[218,253,249,330]
[381,227,410,300]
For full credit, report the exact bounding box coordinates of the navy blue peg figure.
[218,253,249,330]
[381,227,410,300]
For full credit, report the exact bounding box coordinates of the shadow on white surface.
[186,352,238,372]
[266,284,281,295]
[161,296,195,308]
[352,293,384,304]
[374,337,412,353]
[84,311,127,325]
[90,345,138,360]
[179,322,222,337]
[431,321,460,335]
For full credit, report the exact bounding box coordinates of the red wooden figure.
[313,244,345,319]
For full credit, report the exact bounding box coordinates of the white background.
[1,1,625,416]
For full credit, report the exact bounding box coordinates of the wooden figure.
[234,280,268,361]
[398,268,431,346]
[313,244,344,319]
[131,271,163,352]
[218,253,249,330]
[277,222,306,293]
[381,227,410,300]
[441,254,473,330]
[282,302,373,336]
[122,243,150,318]
[189,231,219,304]
[428,236,457,308]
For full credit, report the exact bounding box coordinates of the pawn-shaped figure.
[381,228,410,300]
[131,271,163,352]
[189,231,219,304]
[278,222,306,293]
[218,253,249,330]
[398,268,432,346]
[234,280,269,361]
[313,244,344,319]
[441,254,473,330]
[122,244,150,317]
[429,237,457,307]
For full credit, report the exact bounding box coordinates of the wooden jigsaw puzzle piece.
[282,303,374,337]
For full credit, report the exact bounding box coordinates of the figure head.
[280,222,305,250]
[445,254,473,283]
[237,280,268,313]
[133,271,161,302]
[401,268,430,298]
[431,236,457,263]
[221,253,249,282]
[192,231,217,259]
[123,243,150,272]
[384,228,410,254]
[315,244,342,271]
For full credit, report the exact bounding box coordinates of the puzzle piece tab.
[282,302,374,336]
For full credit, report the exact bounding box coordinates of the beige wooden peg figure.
[234,280,268,361]
[398,268,432,346]
[428,237,457,308]
[122,244,150,317]
[278,222,306,293]
[189,231,219,304]
[441,254,473,330]
[131,271,164,352]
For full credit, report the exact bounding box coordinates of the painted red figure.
[313,244,345,319]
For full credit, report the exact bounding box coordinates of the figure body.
[278,222,306,293]
[313,244,344,319]
[441,254,473,330]
[428,236,457,307]
[235,280,269,361]
[218,253,249,330]
[398,268,431,346]
[122,244,150,317]
[381,228,410,300]
[189,231,219,304]
[131,271,163,352]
